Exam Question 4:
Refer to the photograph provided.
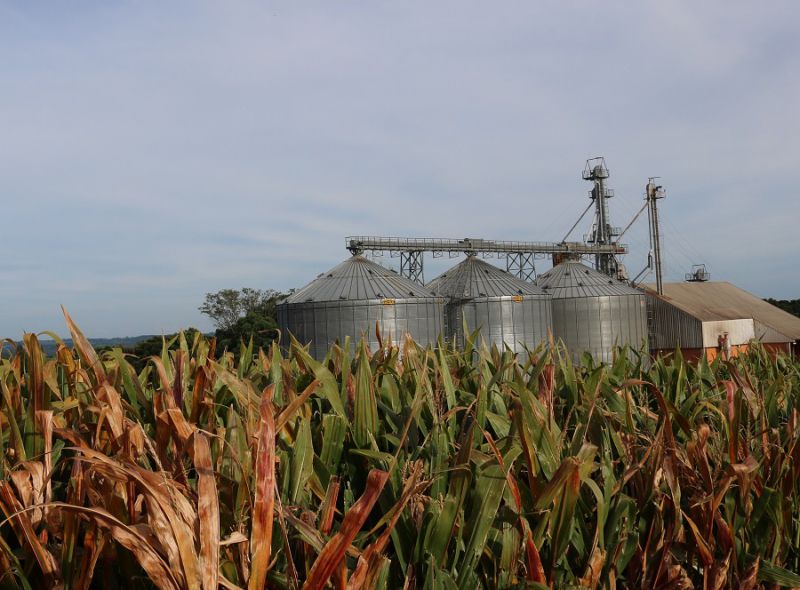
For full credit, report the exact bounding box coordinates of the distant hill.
[765,298,800,319]
[3,335,157,357]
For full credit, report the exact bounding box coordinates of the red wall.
[652,342,792,362]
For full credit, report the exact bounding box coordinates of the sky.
[1,1,799,338]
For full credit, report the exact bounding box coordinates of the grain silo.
[427,255,552,354]
[277,255,445,359]
[535,260,648,363]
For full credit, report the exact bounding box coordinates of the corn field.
[2,310,800,589]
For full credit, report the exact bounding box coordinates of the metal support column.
[400,250,424,284]
[646,178,665,295]
[506,252,536,282]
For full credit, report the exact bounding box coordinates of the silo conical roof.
[535,260,641,298]
[427,256,548,299]
[284,255,437,304]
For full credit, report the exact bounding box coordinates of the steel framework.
[399,251,424,284]
[506,252,536,282]
[346,236,627,283]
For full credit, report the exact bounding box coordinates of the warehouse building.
[644,281,800,360]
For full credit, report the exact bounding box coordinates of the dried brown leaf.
[739,557,759,590]
[193,432,219,590]
[50,502,181,590]
[303,469,389,590]
[0,481,60,579]
[248,385,276,590]
[578,547,606,590]
[708,552,730,590]
[348,462,423,590]
[275,379,320,431]
[62,306,106,383]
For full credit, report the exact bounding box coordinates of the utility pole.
[645,178,665,295]
[583,157,620,278]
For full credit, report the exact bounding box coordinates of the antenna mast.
[646,178,665,295]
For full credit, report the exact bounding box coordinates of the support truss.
[506,252,536,282]
[399,251,424,284]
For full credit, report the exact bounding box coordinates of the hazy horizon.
[2,2,799,338]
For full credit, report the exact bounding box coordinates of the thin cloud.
[1,1,798,337]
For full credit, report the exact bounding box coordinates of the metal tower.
[646,178,665,295]
[583,157,621,278]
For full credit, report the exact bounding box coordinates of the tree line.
[765,298,800,318]
[100,288,286,369]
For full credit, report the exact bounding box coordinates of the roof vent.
[685,264,711,282]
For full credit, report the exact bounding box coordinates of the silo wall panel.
[550,299,571,353]
[278,298,444,360]
[500,300,514,342]
[445,304,464,348]
[575,299,591,356]
[550,294,648,364]
[448,296,552,354]
[635,295,649,351]
[645,294,703,351]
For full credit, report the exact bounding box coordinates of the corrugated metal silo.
[277,255,446,359]
[427,255,552,354]
[535,260,648,363]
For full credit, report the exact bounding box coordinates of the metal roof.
[642,281,800,341]
[284,256,439,303]
[535,260,642,298]
[427,256,549,299]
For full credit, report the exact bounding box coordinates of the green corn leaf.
[290,335,345,418]
[289,416,314,504]
[320,414,347,472]
[757,558,800,586]
[353,344,378,448]
[456,461,506,585]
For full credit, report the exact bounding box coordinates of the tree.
[214,310,279,352]
[199,288,285,331]
[199,288,286,352]
[765,298,800,319]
